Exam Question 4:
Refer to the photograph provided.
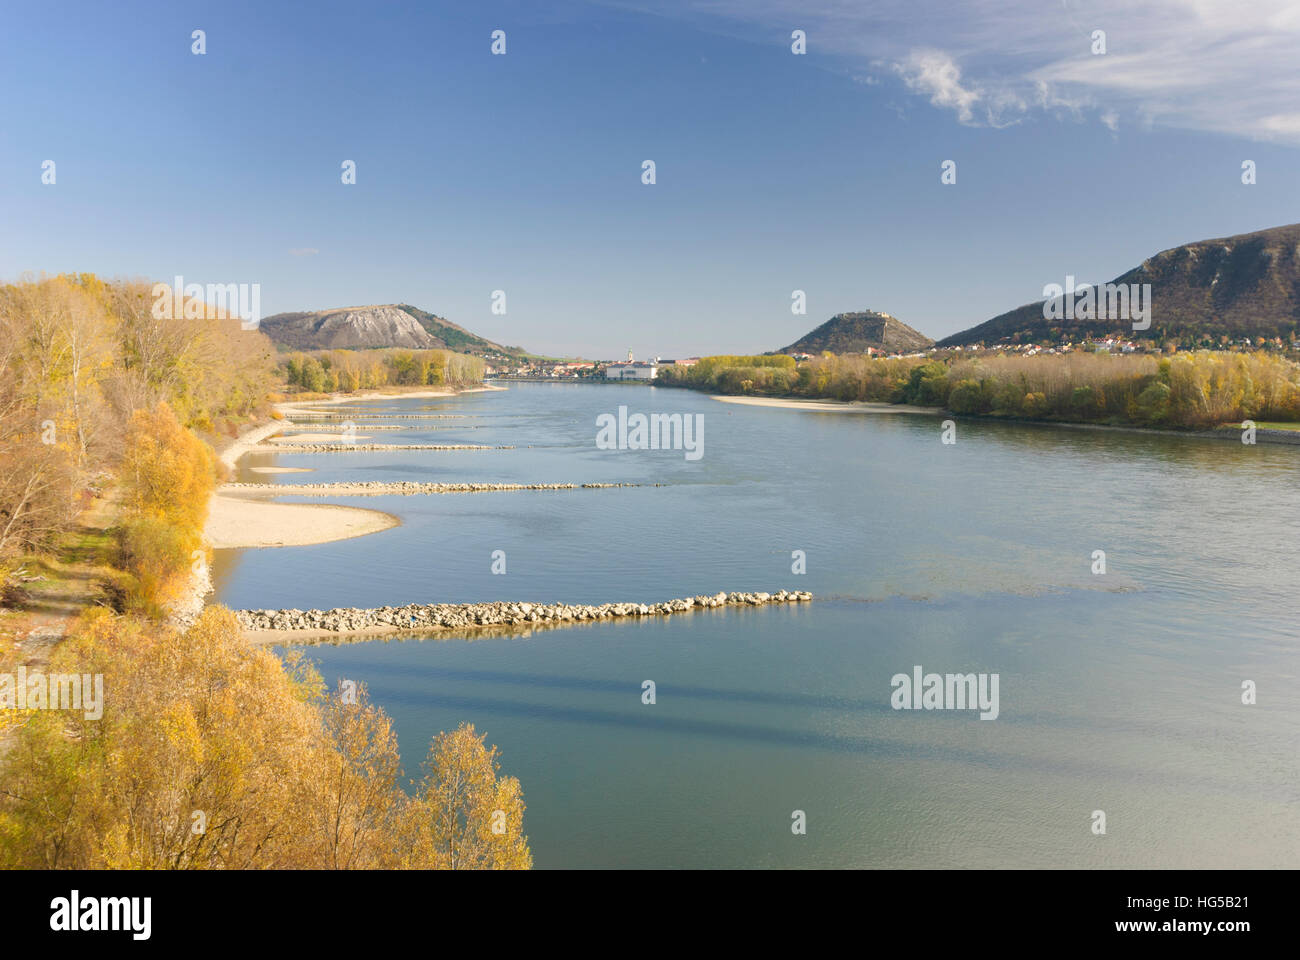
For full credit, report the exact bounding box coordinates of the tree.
[315,683,403,869]
[300,357,326,393]
[947,378,985,414]
[400,723,531,870]
[120,402,214,530]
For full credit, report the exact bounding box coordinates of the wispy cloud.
[597,0,1300,143]
[891,50,986,126]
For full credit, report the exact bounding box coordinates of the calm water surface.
[213,383,1300,868]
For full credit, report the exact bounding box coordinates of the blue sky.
[2,0,1296,357]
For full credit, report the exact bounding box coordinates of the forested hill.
[939,222,1300,347]
[781,311,934,354]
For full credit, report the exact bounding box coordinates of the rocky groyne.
[282,413,473,420]
[237,590,812,634]
[249,442,512,452]
[278,424,406,432]
[221,480,654,496]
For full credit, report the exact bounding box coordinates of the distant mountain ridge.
[781,310,934,355]
[259,303,526,356]
[938,223,1300,347]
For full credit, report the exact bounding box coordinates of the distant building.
[604,361,658,380]
[548,362,595,377]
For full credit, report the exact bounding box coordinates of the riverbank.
[276,384,505,418]
[238,589,813,644]
[711,393,1300,444]
[207,383,510,544]
[186,386,504,618]
[205,418,399,551]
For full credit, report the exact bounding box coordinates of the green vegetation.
[395,303,498,354]
[658,355,798,394]
[283,348,486,393]
[659,350,1300,429]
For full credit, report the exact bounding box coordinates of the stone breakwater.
[221,481,654,496]
[279,424,406,432]
[237,590,813,633]
[249,442,513,452]
[283,413,472,420]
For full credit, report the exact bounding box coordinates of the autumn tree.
[314,683,403,869]
[399,723,531,870]
[0,608,533,870]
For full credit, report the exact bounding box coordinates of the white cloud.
[892,50,987,126]
[597,0,1300,144]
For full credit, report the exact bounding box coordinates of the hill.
[259,304,527,356]
[938,223,1300,347]
[780,310,934,354]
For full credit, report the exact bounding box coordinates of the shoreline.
[208,383,506,550]
[189,387,503,617]
[709,393,1300,445]
[206,383,509,540]
[206,418,399,551]
[276,384,506,417]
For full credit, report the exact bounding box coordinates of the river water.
[213,382,1300,868]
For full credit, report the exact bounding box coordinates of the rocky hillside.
[938,222,1300,347]
[259,303,526,355]
[781,310,934,355]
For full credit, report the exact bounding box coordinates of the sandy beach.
[195,383,509,574]
[206,496,398,548]
[204,403,397,551]
[267,432,372,443]
[711,395,940,415]
[276,384,505,418]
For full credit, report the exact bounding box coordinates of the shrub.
[112,516,198,616]
[947,378,985,414]
[1136,381,1172,424]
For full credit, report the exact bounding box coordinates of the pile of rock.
[236,590,813,633]
[251,442,512,452]
[278,424,406,432]
[284,414,472,420]
[222,481,648,496]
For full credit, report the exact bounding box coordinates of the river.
[212,382,1300,868]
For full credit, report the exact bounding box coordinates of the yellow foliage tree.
[399,723,532,870]
[0,608,532,870]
